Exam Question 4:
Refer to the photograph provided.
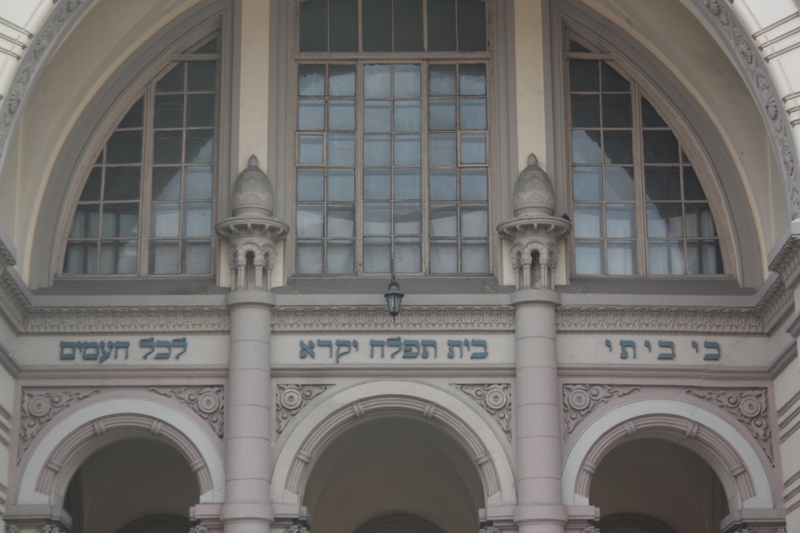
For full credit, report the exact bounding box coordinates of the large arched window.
[566,34,726,277]
[293,0,491,276]
[61,31,220,277]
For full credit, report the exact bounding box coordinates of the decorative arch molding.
[561,399,777,511]
[353,513,446,533]
[271,380,517,508]
[15,397,225,506]
[116,514,194,533]
[598,513,677,533]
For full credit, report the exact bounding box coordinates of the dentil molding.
[276,384,331,434]
[451,383,512,441]
[149,386,225,438]
[563,384,639,437]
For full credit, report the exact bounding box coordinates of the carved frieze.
[686,388,774,464]
[0,270,29,329]
[150,387,224,438]
[272,306,515,332]
[556,306,763,334]
[452,384,512,441]
[25,307,230,333]
[563,384,639,437]
[276,385,331,433]
[18,388,100,462]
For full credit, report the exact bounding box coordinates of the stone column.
[498,154,571,533]
[216,157,288,533]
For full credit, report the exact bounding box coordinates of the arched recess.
[15,397,225,507]
[561,399,777,512]
[271,380,517,508]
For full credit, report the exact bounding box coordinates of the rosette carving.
[686,388,773,464]
[18,388,100,462]
[276,385,331,433]
[563,384,639,437]
[452,384,512,441]
[149,387,224,438]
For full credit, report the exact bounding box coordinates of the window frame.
[562,31,736,280]
[288,0,497,277]
[56,29,223,279]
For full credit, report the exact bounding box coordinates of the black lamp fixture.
[384,258,404,321]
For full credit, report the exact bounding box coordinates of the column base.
[514,504,568,526]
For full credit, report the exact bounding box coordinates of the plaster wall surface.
[0,364,12,531]
[774,355,800,527]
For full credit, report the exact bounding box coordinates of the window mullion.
[630,81,648,276]
[140,82,157,276]
[356,60,364,274]
[421,60,430,274]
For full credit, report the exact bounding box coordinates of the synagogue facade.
[0,1,800,532]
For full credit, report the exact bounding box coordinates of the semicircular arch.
[271,380,517,508]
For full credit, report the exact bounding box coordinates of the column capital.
[511,289,560,307]
[225,289,276,308]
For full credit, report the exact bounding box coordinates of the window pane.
[365,64,392,97]
[364,100,392,132]
[431,204,457,236]
[328,133,356,166]
[461,168,487,200]
[298,168,325,201]
[363,0,392,51]
[151,203,179,237]
[394,134,421,165]
[185,166,213,200]
[571,94,599,128]
[328,100,356,130]
[298,135,324,163]
[393,0,424,51]
[608,241,636,275]
[184,202,212,237]
[461,239,489,273]
[430,99,457,130]
[327,240,355,273]
[394,64,422,98]
[69,205,100,239]
[430,168,457,200]
[119,97,144,128]
[603,131,632,164]
[641,97,667,127]
[329,0,358,52]
[601,63,630,92]
[328,169,355,201]
[64,242,98,274]
[155,95,184,128]
[428,0,456,51]
[459,64,486,95]
[150,240,180,274]
[187,61,216,91]
[364,134,391,165]
[364,202,391,234]
[431,239,458,273]
[648,240,685,275]
[100,240,137,275]
[646,203,683,238]
[460,98,487,130]
[154,131,182,165]
[605,166,634,201]
[327,204,355,237]
[364,168,391,200]
[329,64,356,96]
[394,202,422,234]
[643,130,680,163]
[430,65,457,95]
[395,237,422,272]
[298,99,325,130]
[461,204,488,237]
[602,94,631,128]
[572,130,602,164]
[104,166,141,201]
[429,133,457,166]
[299,0,328,52]
[103,203,139,238]
[299,65,326,96]
[107,131,143,164]
[395,168,422,199]
[186,130,215,163]
[457,0,486,51]
[575,242,603,275]
[80,167,102,202]
[683,166,706,200]
[573,167,602,201]
[575,204,603,238]
[570,60,599,92]
[297,204,325,237]
[153,167,181,200]
[606,204,635,238]
[460,133,486,164]
[363,237,391,272]
[645,167,681,201]
[394,100,422,132]
[685,204,716,238]
[184,240,211,274]
[156,64,184,93]
[297,240,324,273]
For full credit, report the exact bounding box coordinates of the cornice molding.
[555,306,763,334]
[271,306,516,332]
[24,306,230,333]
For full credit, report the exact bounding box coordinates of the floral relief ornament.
[149,387,224,438]
[18,388,100,462]
[276,384,331,433]
[563,384,639,437]
[452,384,512,441]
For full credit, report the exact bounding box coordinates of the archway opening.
[304,415,484,533]
[62,438,199,533]
[589,438,729,533]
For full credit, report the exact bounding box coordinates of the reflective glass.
[107,131,143,164]
[364,100,392,132]
[184,202,212,237]
[603,131,632,164]
[363,237,391,272]
[572,130,602,164]
[156,64,184,93]
[606,204,635,238]
[643,130,680,163]
[69,205,100,239]
[461,204,488,237]
[427,0,456,51]
[296,240,324,274]
[575,204,603,238]
[299,65,326,96]
[573,167,602,201]
[296,204,325,237]
[605,166,634,201]
[328,100,356,131]
[459,64,486,95]
[102,203,139,238]
[328,169,355,201]
[429,133,457,166]
[394,168,422,199]
[460,133,486,164]
[394,202,422,234]
[394,64,421,98]
[430,168,457,200]
[297,168,325,201]
[569,60,599,92]
[80,167,102,202]
[329,64,356,96]
[460,98,486,130]
[602,94,632,128]
[327,205,355,237]
[298,135,324,164]
[394,100,421,132]
[607,241,636,275]
[393,0,424,51]
[461,168,487,200]
[187,61,216,91]
[153,131,182,165]
[364,134,391,166]
[186,130,214,163]
[430,204,457,236]
[430,99,456,130]
[183,240,211,274]
[395,237,421,272]
[461,239,488,273]
[104,167,141,201]
[327,240,355,273]
[430,65,456,95]
[185,166,213,200]
[327,133,356,166]
[364,64,391,97]
[575,242,603,275]
[152,167,181,201]
[364,168,392,200]
[154,95,184,128]
[393,134,421,166]
[150,240,180,274]
[151,203,180,237]
[298,99,325,131]
[571,94,599,128]
[363,202,391,234]
[431,239,458,273]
